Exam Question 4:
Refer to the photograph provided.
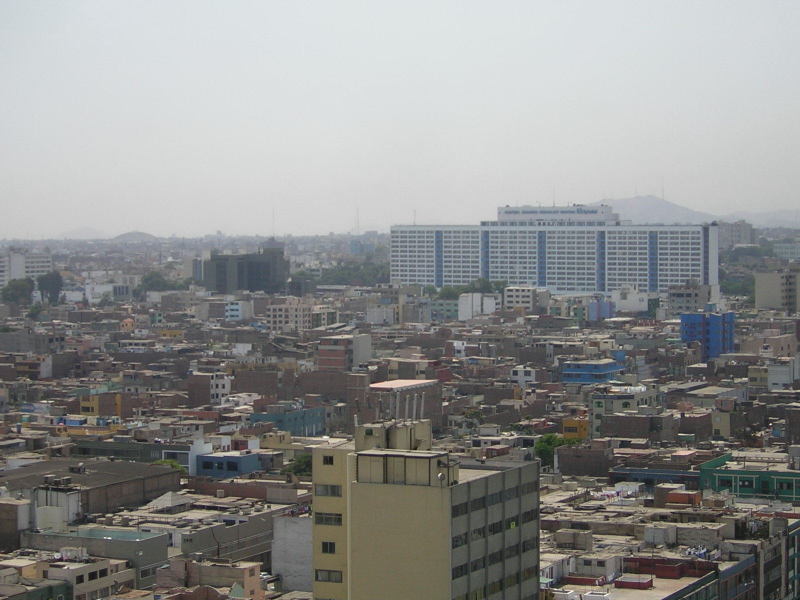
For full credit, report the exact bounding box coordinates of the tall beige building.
[312,420,539,600]
[755,268,800,314]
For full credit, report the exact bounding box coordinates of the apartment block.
[317,334,372,372]
[755,268,800,314]
[680,311,735,362]
[0,250,54,288]
[311,420,539,600]
[391,205,718,293]
[503,286,549,313]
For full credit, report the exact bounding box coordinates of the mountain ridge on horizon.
[595,195,800,228]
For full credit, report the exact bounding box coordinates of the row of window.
[452,516,538,548]
[451,484,535,518]
[452,565,536,591]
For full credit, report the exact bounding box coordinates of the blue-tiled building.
[196,450,264,478]
[680,311,735,362]
[250,405,326,436]
[560,358,624,384]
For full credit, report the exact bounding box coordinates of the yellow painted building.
[312,420,539,600]
[562,416,589,440]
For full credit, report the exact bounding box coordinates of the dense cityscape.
[0,197,798,600]
[4,1,800,599]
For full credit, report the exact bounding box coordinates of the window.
[88,571,98,581]
[314,512,342,526]
[202,461,213,470]
[322,455,334,465]
[99,568,108,577]
[488,520,503,535]
[521,509,537,523]
[452,532,468,548]
[487,491,503,506]
[471,526,486,541]
[470,557,485,572]
[505,516,518,530]
[315,569,342,583]
[316,484,342,497]
[470,496,486,511]
[452,563,469,580]
[226,461,238,471]
[452,502,469,518]
[321,541,336,554]
[488,550,504,565]
[76,575,85,584]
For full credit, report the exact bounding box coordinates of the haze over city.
[2,1,799,238]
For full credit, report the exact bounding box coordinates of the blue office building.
[560,358,624,384]
[680,311,735,362]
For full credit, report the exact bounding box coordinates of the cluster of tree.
[295,259,390,287]
[133,271,192,299]
[1,271,63,306]
[534,433,579,468]
[1,278,34,305]
[280,453,312,476]
[719,268,755,301]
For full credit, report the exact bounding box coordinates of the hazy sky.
[2,1,799,238]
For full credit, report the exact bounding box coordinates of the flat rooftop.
[42,526,163,541]
[564,576,709,600]
[369,379,439,391]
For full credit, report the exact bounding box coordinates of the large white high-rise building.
[0,250,54,288]
[391,205,718,293]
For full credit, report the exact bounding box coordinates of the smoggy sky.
[1,1,799,238]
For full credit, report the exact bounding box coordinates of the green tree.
[281,453,312,476]
[97,292,114,307]
[534,433,578,468]
[37,271,63,304]
[153,459,188,474]
[1,278,35,305]
[139,271,172,291]
[134,271,188,298]
[437,286,463,300]
[423,285,438,297]
[26,303,43,320]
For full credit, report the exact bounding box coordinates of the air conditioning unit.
[216,489,225,498]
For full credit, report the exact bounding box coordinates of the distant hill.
[594,196,716,225]
[112,231,159,242]
[594,196,800,228]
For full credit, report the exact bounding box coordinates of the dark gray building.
[202,246,289,294]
